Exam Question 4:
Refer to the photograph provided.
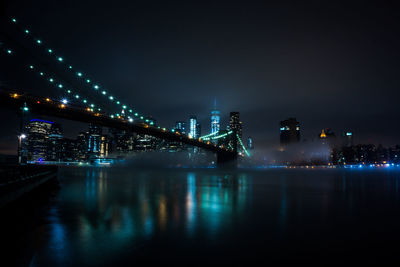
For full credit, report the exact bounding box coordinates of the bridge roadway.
[0,89,237,164]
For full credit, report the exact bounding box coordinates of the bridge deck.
[0,90,236,159]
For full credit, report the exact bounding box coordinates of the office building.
[76,131,89,160]
[189,116,198,139]
[196,122,201,138]
[342,131,353,147]
[59,138,79,161]
[100,135,112,158]
[279,118,300,145]
[47,122,63,161]
[24,119,55,161]
[210,101,220,135]
[88,124,102,156]
[175,121,186,135]
[229,112,242,139]
[111,129,135,152]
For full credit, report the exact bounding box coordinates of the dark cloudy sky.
[1,0,400,154]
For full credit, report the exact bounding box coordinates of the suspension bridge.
[0,16,249,165]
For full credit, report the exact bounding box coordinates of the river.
[3,166,400,265]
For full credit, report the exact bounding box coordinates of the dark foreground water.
[3,167,400,266]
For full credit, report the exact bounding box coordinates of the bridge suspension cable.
[237,134,250,157]
[200,131,250,156]
[201,130,233,141]
[4,17,150,124]
[199,130,220,140]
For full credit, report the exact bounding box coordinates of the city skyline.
[2,2,400,266]
[1,1,400,155]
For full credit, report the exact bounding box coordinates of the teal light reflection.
[186,173,197,235]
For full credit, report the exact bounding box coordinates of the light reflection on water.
[53,169,248,251]
[8,167,400,265]
[42,168,252,264]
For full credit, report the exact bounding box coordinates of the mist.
[112,149,217,169]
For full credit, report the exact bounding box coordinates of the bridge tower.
[216,129,237,167]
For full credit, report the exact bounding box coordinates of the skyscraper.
[280,118,300,145]
[342,131,353,147]
[228,112,242,152]
[24,119,54,161]
[175,121,186,135]
[76,131,89,160]
[88,124,102,156]
[229,112,242,139]
[110,129,135,153]
[189,116,198,139]
[47,122,63,161]
[196,122,201,138]
[100,135,112,157]
[210,100,220,135]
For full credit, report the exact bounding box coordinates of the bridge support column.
[216,128,238,167]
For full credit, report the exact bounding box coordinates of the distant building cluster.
[19,100,254,163]
[278,117,400,166]
[20,119,162,163]
[332,144,400,166]
[171,102,253,155]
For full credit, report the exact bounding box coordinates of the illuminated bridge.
[0,17,247,165]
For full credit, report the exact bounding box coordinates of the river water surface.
[3,167,400,265]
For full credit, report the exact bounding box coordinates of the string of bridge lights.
[199,130,219,140]
[237,134,250,157]
[5,18,246,153]
[26,64,99,111]
[4,45,100,112]
[8,17,148,122]
[201,130,233,141]
[3,44,238,153]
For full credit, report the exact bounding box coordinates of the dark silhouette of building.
[110,129,135,152]
[280,118,300,145]
[59,138,79,161]
[76,131,89,160]
[196,122,201,139]
[318,128,336,146]
[47,122,63,161]
[341,131,353,147]
[229,112,242,139]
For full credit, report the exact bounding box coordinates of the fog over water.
[3,166,400,265]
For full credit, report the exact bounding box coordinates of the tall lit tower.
[189,116,198,139]
[210,99,220,134]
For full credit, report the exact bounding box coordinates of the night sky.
[1,0,400,155]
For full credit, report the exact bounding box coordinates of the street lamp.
[18,103,29,164]
[18,134,26,164]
